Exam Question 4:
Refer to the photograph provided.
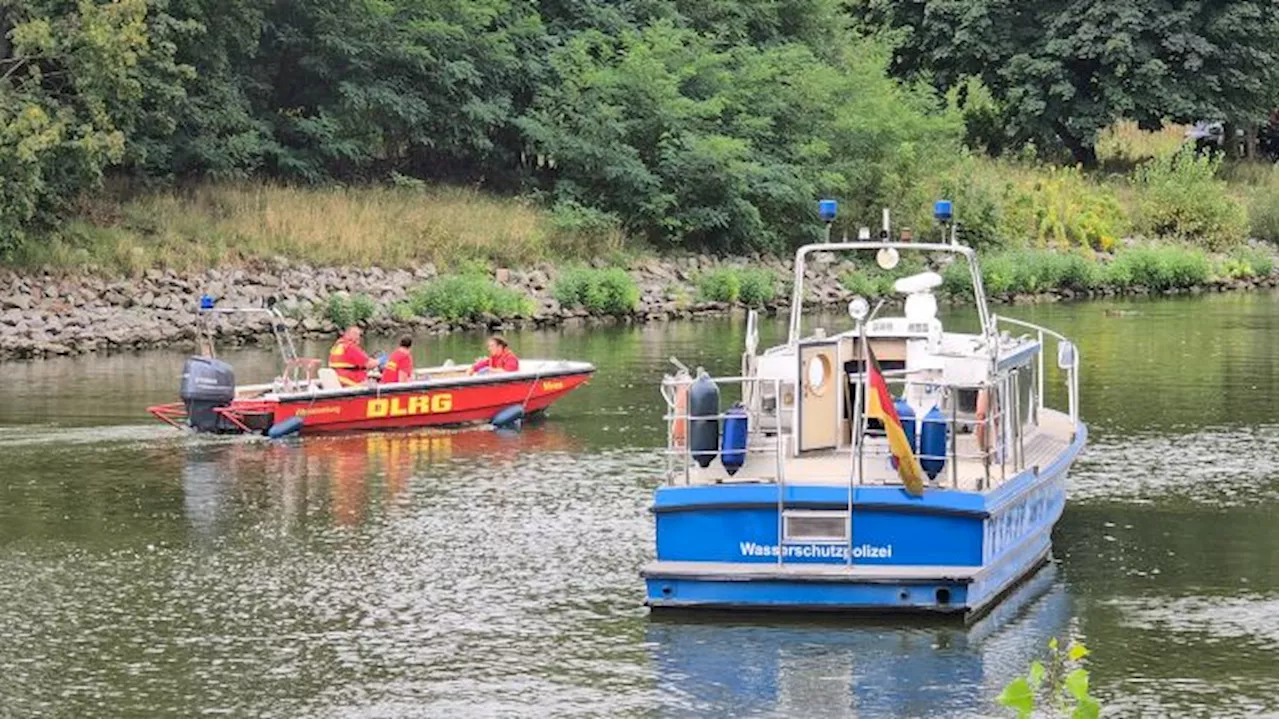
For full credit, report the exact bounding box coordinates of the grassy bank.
[17,184,628,274]
[10,125,1279,277]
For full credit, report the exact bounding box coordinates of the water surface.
[0,292,1276,717]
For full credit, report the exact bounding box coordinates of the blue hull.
[644,422,1086,617]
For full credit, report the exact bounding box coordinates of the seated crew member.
[328,325,379,386]
[379,335,416,384]
[468,335,519,375]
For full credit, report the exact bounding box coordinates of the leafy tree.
[519,21,959,252]
[0,0,186,252]
[855,0,1280,166]
[245,0,543,184]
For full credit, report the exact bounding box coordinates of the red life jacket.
[380,347,414,384]
[328,340,370,386]
[472,347,519,373]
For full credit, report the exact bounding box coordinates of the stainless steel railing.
[995,315,1080,425]
[659,360,1047,493]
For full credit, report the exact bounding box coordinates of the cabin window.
[783,511,850,544]
[806,355,832,396]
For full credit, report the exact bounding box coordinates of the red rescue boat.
[148,302,594,436]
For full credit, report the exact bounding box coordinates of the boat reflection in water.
[180,421,581,535]
[646,563,1071,717]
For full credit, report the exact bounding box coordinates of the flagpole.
[853,300,885,490]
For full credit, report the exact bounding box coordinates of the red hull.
[267,370,593,433]
[150,366,595,434]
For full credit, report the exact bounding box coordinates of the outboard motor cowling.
[180,356,236,432]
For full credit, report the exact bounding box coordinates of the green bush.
[1107,245,1210,291]
[1215,245,1277,280]
[696,267,780,305]
[840,269,893,298]
[697,268,742,303]
[324,293,377,327]
[737,268,778,307]
[942,250,1102,297]
[940,259,974,298]
[325,295,354,327]
[840,256,928,298]
[1133,149,1248,251]
[1245,172,1279,243]
[350,294,376,324]
[1001,165,1126,252]
[408,274,534,323]
[552,267,640,315]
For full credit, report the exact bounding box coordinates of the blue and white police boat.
[643,201,1086,618]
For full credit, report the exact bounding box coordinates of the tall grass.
[18,183,628,273]
[1225,163,1279,243]
[1096,121,1187,166]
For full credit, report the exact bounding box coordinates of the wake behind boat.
[642,200,1086,618]
[149,302,594,436]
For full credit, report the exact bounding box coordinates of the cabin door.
[797,341,840,453]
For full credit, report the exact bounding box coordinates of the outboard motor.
[180,356,236,432]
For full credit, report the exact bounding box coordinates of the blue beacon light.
[933,199,953,223]
[818,199,838,223]
[199,294,215,310]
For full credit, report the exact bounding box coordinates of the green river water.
[0,292,1276,717]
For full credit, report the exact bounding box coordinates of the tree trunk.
[1243,124,1259,160]
[1223,122,1241,159]
[1053,121,1097,168]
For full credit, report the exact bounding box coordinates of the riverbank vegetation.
[2,0,1276,279]
[696,268,779,307]
[553,267,641,315]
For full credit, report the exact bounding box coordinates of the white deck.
[234,359,594,399]
[674,409,1076,492]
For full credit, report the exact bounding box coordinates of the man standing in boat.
[328,325,380,386]
[468,335,519,375]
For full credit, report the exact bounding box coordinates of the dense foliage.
[1,0,962,255]
[853,0,1280,166]
[2,0,1276,258]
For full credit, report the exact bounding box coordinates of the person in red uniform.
[468,335,519,375]
[328,325,379,386]
[379,335,416,384]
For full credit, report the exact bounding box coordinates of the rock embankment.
[0,256,778,359]
[0,255,1274,360]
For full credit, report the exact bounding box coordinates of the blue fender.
[491,404,525,429]
[267,415,304,439]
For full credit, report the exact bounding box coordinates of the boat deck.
[676,409,1076,492]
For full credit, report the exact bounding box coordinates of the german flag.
[865,344,925,496]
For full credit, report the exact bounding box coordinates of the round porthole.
[806,355,831,396]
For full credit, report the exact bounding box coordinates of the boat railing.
[659,362,1043,492]
[660,375,788,488]
[995,315,1080,425]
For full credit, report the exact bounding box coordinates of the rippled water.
[0,292,1275,717]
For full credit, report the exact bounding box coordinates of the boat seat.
[316,367,344,391]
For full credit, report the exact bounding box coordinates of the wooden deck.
[676,409,1076,492]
